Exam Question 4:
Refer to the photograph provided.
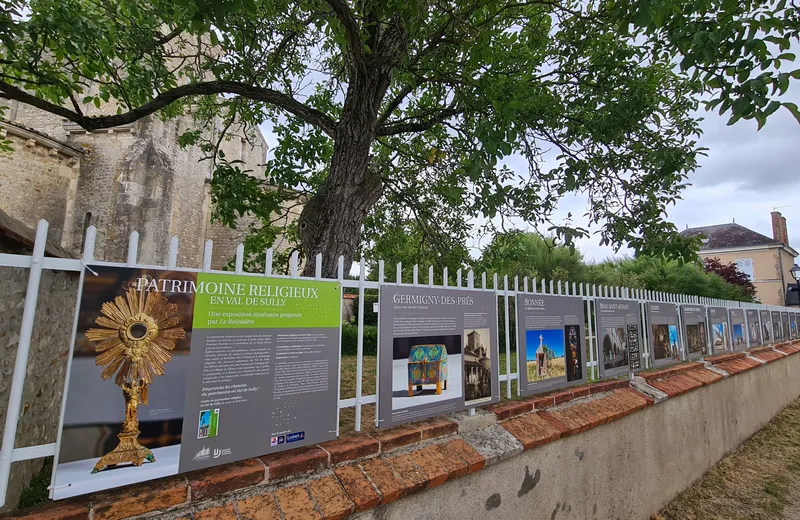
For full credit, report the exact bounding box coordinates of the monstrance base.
[92,430,155,474]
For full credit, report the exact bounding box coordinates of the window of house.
[736,258,754,280]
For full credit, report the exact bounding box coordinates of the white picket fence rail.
[0,219,797,506]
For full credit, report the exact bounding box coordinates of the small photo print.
[197,409,220,439]
[749,320,761,344]
[564,325,582,382]
[732,324,745,347]
[712,322,729,351]
[602,327,628,370]
[668,325,680,358]
[526,329,566,382]
[685,324,704,356]
[763,321,772,342]
[464,329,492,405]
[651,324,671,361]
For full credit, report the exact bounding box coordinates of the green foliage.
[351,292,379,327]
[609,0,800,129]
[478,232,755,302]
[1,0,797,270]
[341,323,377,356]
[478,232,585,283]
[585,256,755,302]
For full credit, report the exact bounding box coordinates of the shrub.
[341,323,378,356]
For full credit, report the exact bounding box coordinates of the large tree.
[0,0,798,276]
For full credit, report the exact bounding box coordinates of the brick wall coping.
[9,340,800,520]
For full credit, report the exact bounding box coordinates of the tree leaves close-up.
[0,0,798,275]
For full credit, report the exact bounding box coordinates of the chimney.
[782,216,789,245]
[772,211,789,244]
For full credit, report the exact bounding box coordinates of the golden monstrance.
[86,286,185,473]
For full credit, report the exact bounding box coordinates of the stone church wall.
[0,123,81,245]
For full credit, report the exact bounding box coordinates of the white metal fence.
[0,219,797,507]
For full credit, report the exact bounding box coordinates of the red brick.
[438,438,485,474]
[503,412,562,449]
[360,458,406,504]
[752,350,784,363]
[571,386,591,398]
[385,452,429,494]
[188,458,265,500]
[542,407,589,435]
[589,380,629,394]
[580,399,612,426]
[308,476,354,520]
[414,417,458,439]
[370,426,421,452]
[706,352,746,364]
[685,368,724,386]
[531,396,556,410]
[236,493,282,520]
[275,485,321,520]
[550,390,574,405]
[433,442,470,479]
[333,464,380,512]
[410,445,451,488]
[195,503,237,520]
[92,477,187,520]
[320,436,379,464]
[260,446,329,481]
[488,400,533,420]
[8,502,89,520]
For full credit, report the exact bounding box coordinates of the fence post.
[167,237,179,269]
[0,220,48,507]
[503,275,512,399]
[354,258,366,432]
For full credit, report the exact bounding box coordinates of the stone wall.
[4,101,275,267]
[0,268,79,513]
[0,125,81,245]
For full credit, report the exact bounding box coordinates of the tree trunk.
[297,79,384,278]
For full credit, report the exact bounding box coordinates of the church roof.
[680,223,780,250]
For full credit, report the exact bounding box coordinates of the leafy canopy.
[0,0,798,269]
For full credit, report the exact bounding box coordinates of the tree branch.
[0,80,338,136]
[377,107,461,136]
[323,0,366,73]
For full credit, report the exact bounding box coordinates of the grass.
[17,458,52,510]
[656,397,800,520]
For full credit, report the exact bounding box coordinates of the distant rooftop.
[680,223,781,250]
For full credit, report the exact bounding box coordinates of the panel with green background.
[192,274,341,329]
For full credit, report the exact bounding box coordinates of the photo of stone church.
[463,329,492,405]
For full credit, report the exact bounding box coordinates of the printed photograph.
[602,327,629,370]
[564,325,583,382]
[732,324,745,347]
[773,319,782,341]
[669,325,680,358]
[763,320,772,342]
[749,320,761,344]
[651,324,671,360]
[464,329,492,405]
[526,329,566,381]
[712,322,729,351]
[699,321,708,354]
[685,323,704,356]
[197,409,220,439]
[792,318,798,339]
[784,317,791,340]
[392,334,462,410]
[55,266,196,497]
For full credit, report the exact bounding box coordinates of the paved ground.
[657,396,800,519]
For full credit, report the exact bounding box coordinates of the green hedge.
[341,323,378,356]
